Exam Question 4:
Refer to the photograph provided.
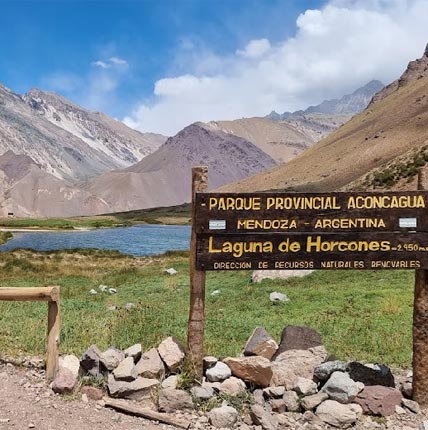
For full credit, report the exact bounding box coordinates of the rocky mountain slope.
[219,45,428,194]
[267,80,384,120]
[0,151,108,217]
[0,85,165,182]
[203,114,350,164]
[84,123,276,211]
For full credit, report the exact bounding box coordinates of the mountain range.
[0,70,385,217]
[219,44,428,194]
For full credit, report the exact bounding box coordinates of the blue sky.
[1,0,428,135]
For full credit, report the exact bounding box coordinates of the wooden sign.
[195,191,428,270]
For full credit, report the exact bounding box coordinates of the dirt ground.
[0,362,179,430]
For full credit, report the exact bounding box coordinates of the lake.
[0,225,191,257]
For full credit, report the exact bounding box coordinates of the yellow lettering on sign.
[208,237,273,257]
[266,196,340,210]
[236,219,297,230]
[209,197,261,211]
[306,236,391,252]
[314,218,386,229]
[347,195,425,209]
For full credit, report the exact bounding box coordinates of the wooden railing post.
[187,166,208,380]
[413,168,428,406]
[0,286,60,381]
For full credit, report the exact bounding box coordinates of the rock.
[81,393,89,403]
[100,347,125,371]
[400,381,413,398]
[252,270,313,283]
[270,363,298,389]
[402,398,421,414]
[273,326,323,358]
[99,284,108,292]
[157,337,185,372]
[273,346,327,383]
[89,289,97,295]
[81,385,104,400]
[263,386,285,398]
[253,389,265,405]
[321,371,361,404]
[219,376,246,395]
[203,356,218,370]
[108,374,159,400]
[223,356,272,387]
[59,354,80,378]
[301,392,329,411]
[190,385,215,401]
[108,288,117,294]
[269,398,286,413]
[269,292,289,303]
[52,367,77,394]
[250,404,278,430]
[283,390,300,412]
[316,400,362,428]
[165,267,177,275]
[206,362,232,382]
[124,343,142,361]
[395,405,406,414]
[124,303,134,310]
[161,375,179,390]
[136,348,165,380]
[355,385,402,416]
[80,345,103,377]
[158,388,193,412]
[210,290,220,296]
[314,360,347,381]
[113,356,137,381]
[347,362,395,387]
[243,327,278,360]
[293,377,318,396]
[208,405,238,428]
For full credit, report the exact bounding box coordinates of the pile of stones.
[51,326,424,429]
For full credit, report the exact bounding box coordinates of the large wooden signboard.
[187,167,428,408]
[195,191,428,270]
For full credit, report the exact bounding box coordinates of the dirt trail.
[0,363,170,430]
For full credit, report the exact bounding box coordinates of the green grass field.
[0,249,415,367]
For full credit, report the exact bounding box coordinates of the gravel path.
[0,363,170,430]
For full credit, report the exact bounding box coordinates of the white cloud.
[124,0,428,136]
[92,60,110,69]
[109,56,128,67]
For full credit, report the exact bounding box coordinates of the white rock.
[59,355,80,379]
[293,377,318,396]
[316,400,362,428]
[124,344,142,360]
[209,405,238,428]
[113,356,137,381]
[269,292,289,303]
[165,268,177,275]
[157,337,185,372]
[161,375,179,390]
[99,284,108,292]
[210,290,220,296]
[108,288,117,294]
[89,289,97,295]
[206,361,232,382]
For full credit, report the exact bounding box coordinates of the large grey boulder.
[316,400,362,428]
[321,371,361,404]
[158,388,193,412]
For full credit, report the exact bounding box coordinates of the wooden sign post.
[187,166,208,380]
[188,166,428,402]
[413,168,428,406]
